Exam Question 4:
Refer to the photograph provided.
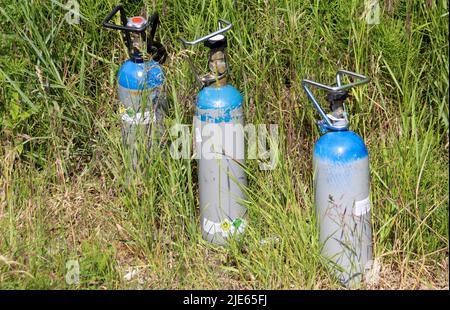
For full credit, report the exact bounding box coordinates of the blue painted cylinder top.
[196,84,243,123]
[196,84,243,110]
[118,59,164,90]
[314,131,368,163]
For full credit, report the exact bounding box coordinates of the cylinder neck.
[325,90,349,130]
[201,35,229,87]
[208,49,228,86]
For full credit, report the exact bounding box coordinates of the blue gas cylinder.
[178,20,247,245]
[194,84,247,245]
[313,129,372,287]
[302,70,373,287]
[117,59,166,169]
[103,7,167,169]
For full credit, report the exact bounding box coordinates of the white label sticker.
[354,196,371,216]
[202,218,246,238]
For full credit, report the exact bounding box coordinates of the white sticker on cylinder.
[202,217,246,238]
[353,196,371,216]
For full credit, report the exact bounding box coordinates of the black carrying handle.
[102,5,166,63]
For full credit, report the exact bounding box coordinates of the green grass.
[0,0,448,289]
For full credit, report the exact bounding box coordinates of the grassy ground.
[0,0,448,289]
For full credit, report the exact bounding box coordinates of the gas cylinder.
[179,20,247,245]
[103,5,167,169]
[302,70,373,287]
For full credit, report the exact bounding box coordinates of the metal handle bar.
[336,70,370,89]
[301,70,370,130]
[302,70,369,93]
[178,19,232,46]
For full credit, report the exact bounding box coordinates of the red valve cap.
[127,16,147,28]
